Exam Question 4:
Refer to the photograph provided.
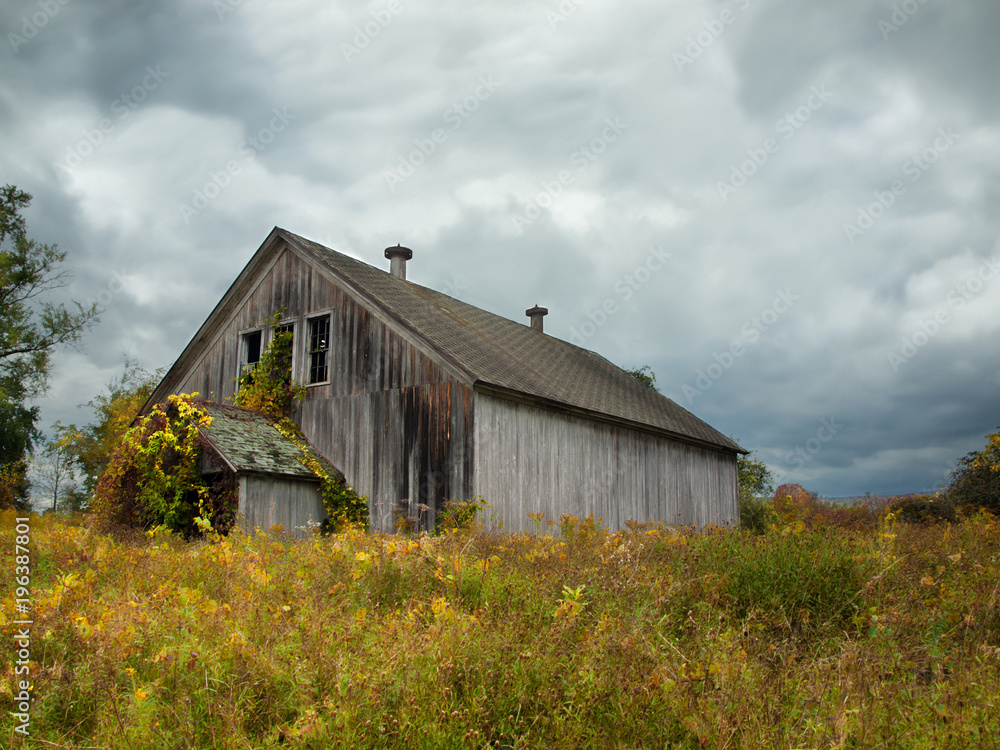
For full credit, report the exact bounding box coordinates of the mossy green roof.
[200,402,343,481]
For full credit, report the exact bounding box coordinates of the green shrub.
[91,394,236,536]
[887,494,957,525]
[946,429,1000,516]
[737,448,776,533]
[435,497,488,533]
[720,527,867,630]
[739,494,775,534]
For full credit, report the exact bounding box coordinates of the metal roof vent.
[384,244,413,280]
[526,304,548,333]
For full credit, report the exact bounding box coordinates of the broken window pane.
[242,329,262,374]
[308,315,330,384]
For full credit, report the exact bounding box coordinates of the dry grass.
[2,508,999,748]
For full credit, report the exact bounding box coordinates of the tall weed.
[2,509,999,749]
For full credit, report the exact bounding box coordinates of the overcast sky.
[3,0,999,499]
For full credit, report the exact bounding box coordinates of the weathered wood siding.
[238,475,325,539]
[170,247,341,402]
[472,392,738,533]
[299,382,474,532]
[168,244,474,532]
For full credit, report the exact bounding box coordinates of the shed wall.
[238,475,326,539]
[472,393,738,533]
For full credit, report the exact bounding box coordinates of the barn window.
[240,329,263,375]
[307,314,330,384]
[273,321,295,377]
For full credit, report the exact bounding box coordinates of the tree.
[0,458,30,511]
[737,449,776,533]
[738,450,776,501]
[947,427,1000,515]
[0,184,99,509]
[53,358,162,496]
[0,399,35,509]
[30,436,81,514]
[625,365,658,391]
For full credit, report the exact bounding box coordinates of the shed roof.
[279,229,743,453]
[200,402,341,480]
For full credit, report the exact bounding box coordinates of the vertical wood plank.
[472,393,738,534]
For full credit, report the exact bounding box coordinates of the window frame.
[238,327,264,379]
[271,318,297,381]
[306,312,332,386]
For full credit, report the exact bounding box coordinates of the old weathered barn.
[146,228,744,533]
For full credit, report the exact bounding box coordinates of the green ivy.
[92,393,232,535]
[273,418,369,533]
[235,314,368,532]
[234,313,306,419]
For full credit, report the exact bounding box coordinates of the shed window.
[307,315,330,384]
[241,329,262,374]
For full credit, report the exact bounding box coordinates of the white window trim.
[305,312,333,387]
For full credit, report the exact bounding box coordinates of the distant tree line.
[736,431,1000,532]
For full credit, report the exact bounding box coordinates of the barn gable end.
[147,230,475,531]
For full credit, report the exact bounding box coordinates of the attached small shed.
[199,403,334,537]
[147,227,745,533]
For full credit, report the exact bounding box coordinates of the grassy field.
[2,508,999,749]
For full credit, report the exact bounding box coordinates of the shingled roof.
[278,229,742,454]
[200,402,343,480]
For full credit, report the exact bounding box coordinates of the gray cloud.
[3,0,998,499]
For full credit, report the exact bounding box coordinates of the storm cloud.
[2,0,998,499]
